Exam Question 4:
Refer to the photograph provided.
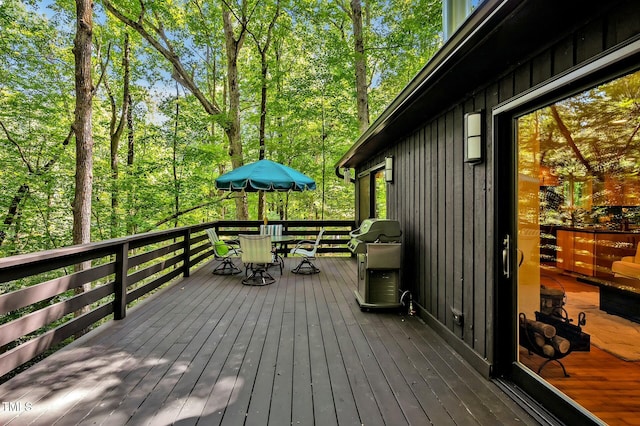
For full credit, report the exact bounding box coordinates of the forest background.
[0,0,442,258]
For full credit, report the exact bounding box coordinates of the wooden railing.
[210,220,354,255]
[0,220,355,380]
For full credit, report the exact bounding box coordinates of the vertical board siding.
[360,10,635,364]
[453,105,464,339]
[429,123,438,314]
[444,110,454,332]
[436,115,446,320]
[514,63,531,95]
[553,36,575,75]
[481,88,494,362]
[608,2,640,47]
[532,51,553,87]
[472,100,487,358]
[406,135,415,286]
[462,99,476,349]
[576,19,605,64]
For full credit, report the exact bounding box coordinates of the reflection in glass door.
[515,69,640,423]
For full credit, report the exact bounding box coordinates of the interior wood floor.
[519,270,640,426]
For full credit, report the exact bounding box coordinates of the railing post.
[183,228,191,278]
[114,242,129,320]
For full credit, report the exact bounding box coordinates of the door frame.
[492,38,640,425]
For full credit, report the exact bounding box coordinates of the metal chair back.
[238,234,276,285]
[239,234,273,264]
[206,228,241,275]
[290,229,324,274]
[259,224,283,236]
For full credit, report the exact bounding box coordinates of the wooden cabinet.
[556,229,640,278]
[555,230,574,272]
[557,230,595,276]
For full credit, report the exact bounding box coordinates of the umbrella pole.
[262,190,267,225]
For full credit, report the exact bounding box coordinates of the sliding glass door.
[513,68,640,423]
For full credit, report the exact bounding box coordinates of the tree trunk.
[351,0,369,133]
[550,105,600,179]
[73,0,94,247]
[257,55,268,221]
[72,0,94,321]
[252,1,280,221]
[172,86,180,228]
[126,77,135,235]
[108,33,131,239]
[0,184,29,246]
[223,6,249,220]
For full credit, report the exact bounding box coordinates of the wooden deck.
[0,257,540,425]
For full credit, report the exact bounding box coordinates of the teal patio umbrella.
[215,159,316,192]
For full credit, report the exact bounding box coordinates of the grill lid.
[349,219,401,242]
[348,219,402,254]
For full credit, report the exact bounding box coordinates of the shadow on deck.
[0,257,539,425]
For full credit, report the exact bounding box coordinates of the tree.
[340,0,369,132]
[221,0,250,220]
[0,0,445,256]
[102,0,252,220]
[103,32,131,238]
[247,0,281,220]
[0,1,76,253]
[72,0,95,248]
[71,0,96,322]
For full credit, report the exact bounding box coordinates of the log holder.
[519,312,572,377]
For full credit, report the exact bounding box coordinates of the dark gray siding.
[356,1,640,370]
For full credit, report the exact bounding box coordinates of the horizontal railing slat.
[0,283,114,348]
[190,248,214,267]
[126,253,183,288]
[128,240,183,269]
[0,246,117,283]
[0,262,116,315]
[0,304,113,378]
[126,268,182,304]
[190,239,212,256]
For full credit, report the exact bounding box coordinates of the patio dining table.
[269,234,295,244]
[267,235,295,272]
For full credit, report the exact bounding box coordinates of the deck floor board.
[0,257,540,426]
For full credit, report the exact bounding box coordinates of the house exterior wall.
[355,0,640,374]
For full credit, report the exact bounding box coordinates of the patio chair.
[238,234,276,285]
[260,224,284,273]
[206,228,241,275]
[259,224,283,236]
[290,229,324,274]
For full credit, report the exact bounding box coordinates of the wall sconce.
[385,156,393,183]
[343,168,351,184]
[464,111,483,164]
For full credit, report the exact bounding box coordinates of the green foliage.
[0,0,443,258]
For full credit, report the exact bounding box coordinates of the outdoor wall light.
[464,111,483,164]
[343,167,351,184]
[385,156,394,183]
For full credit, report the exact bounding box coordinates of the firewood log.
[542,344,555,358]
[551,335,571,354]
[526,319,556,338]
[534,332,546,348]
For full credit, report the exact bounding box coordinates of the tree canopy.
[0,0,442,257]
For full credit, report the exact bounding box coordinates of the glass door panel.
[374,170,387,219]
[515,68,640,423]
